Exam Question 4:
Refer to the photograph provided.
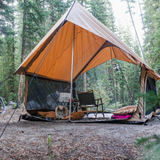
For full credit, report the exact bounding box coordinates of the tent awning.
[15,1,160,82]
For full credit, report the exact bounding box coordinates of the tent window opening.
[25,76,70,114]
[75,59,141,111]
[145,76,160,115]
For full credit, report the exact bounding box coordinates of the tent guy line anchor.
[0,103,18,139]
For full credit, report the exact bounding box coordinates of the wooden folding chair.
[77,90,104,118]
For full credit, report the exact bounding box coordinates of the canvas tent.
[15,1,160,122]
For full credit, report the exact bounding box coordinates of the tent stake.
[69,24,75,122]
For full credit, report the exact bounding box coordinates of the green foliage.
[0,0,69,103]
[138,91,160,113]
[48,135,54,160]
[45,0,67,29]
[89,0,108,26]
[135,91,160,159]
[108,102,123,110]
[87,78,111,109]
[143,0,160,91]
[76,58,141,111]
[18,0,49,54]
[48,135,51,160]
[76,23,141,111]
[12,103,16,109]
[89,0,115,31]
[48,135,50,146]
[135,134,160,160]
[0,0,16,102]
[135,136,149,145]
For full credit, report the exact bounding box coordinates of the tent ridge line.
[112,46,137,65]
[73,40,109,81]
[112,46,117,58]
[111,44,135,60]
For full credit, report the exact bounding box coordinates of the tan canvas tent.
[15,1,160,122]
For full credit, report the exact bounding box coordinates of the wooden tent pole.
[69,24,75,122]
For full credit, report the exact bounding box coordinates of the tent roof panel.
[15,1,160,81]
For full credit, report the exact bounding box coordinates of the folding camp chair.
[77,90,104,118]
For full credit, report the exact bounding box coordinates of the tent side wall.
[127,65,147,122]
[144,74,160,120]
[128,65,160,122]
[23,75,71,115]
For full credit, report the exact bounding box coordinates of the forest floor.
[0,108,160,160]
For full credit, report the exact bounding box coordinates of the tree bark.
[10,1,15,99]
[137,0,150,54]
[18,0,26,106]
[137,0,147,37]
[111,58,117,110]
[126,0,146,62]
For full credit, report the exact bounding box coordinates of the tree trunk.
[8,37,15,101]
[121,86,124,107]
[126,0,146,62]
[137,0,150,54]
[9,2,15,100]
[18,0,26,106]
[94,67,101,95]
[111,58,117,110]
[137,0,147,37]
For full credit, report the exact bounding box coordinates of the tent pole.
[69,24,75,122]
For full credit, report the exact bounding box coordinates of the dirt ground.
[0,108,160,160]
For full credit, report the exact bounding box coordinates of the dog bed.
[64,111,85,120]
[37,111,56,120]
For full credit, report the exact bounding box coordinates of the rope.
[33,0,76,76]
[0,74,13,85]
[0,74,36,139]
[0,103,18,139]
[0,0,78,139]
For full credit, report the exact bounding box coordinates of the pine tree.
[143,0,160,69]
[46,0,67,30]
[89,0,109,27]
[17,0,48,104]
[143,0,160,93]
[0,0,16,102]
[121,0,146,62]
[113,24,141,107]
